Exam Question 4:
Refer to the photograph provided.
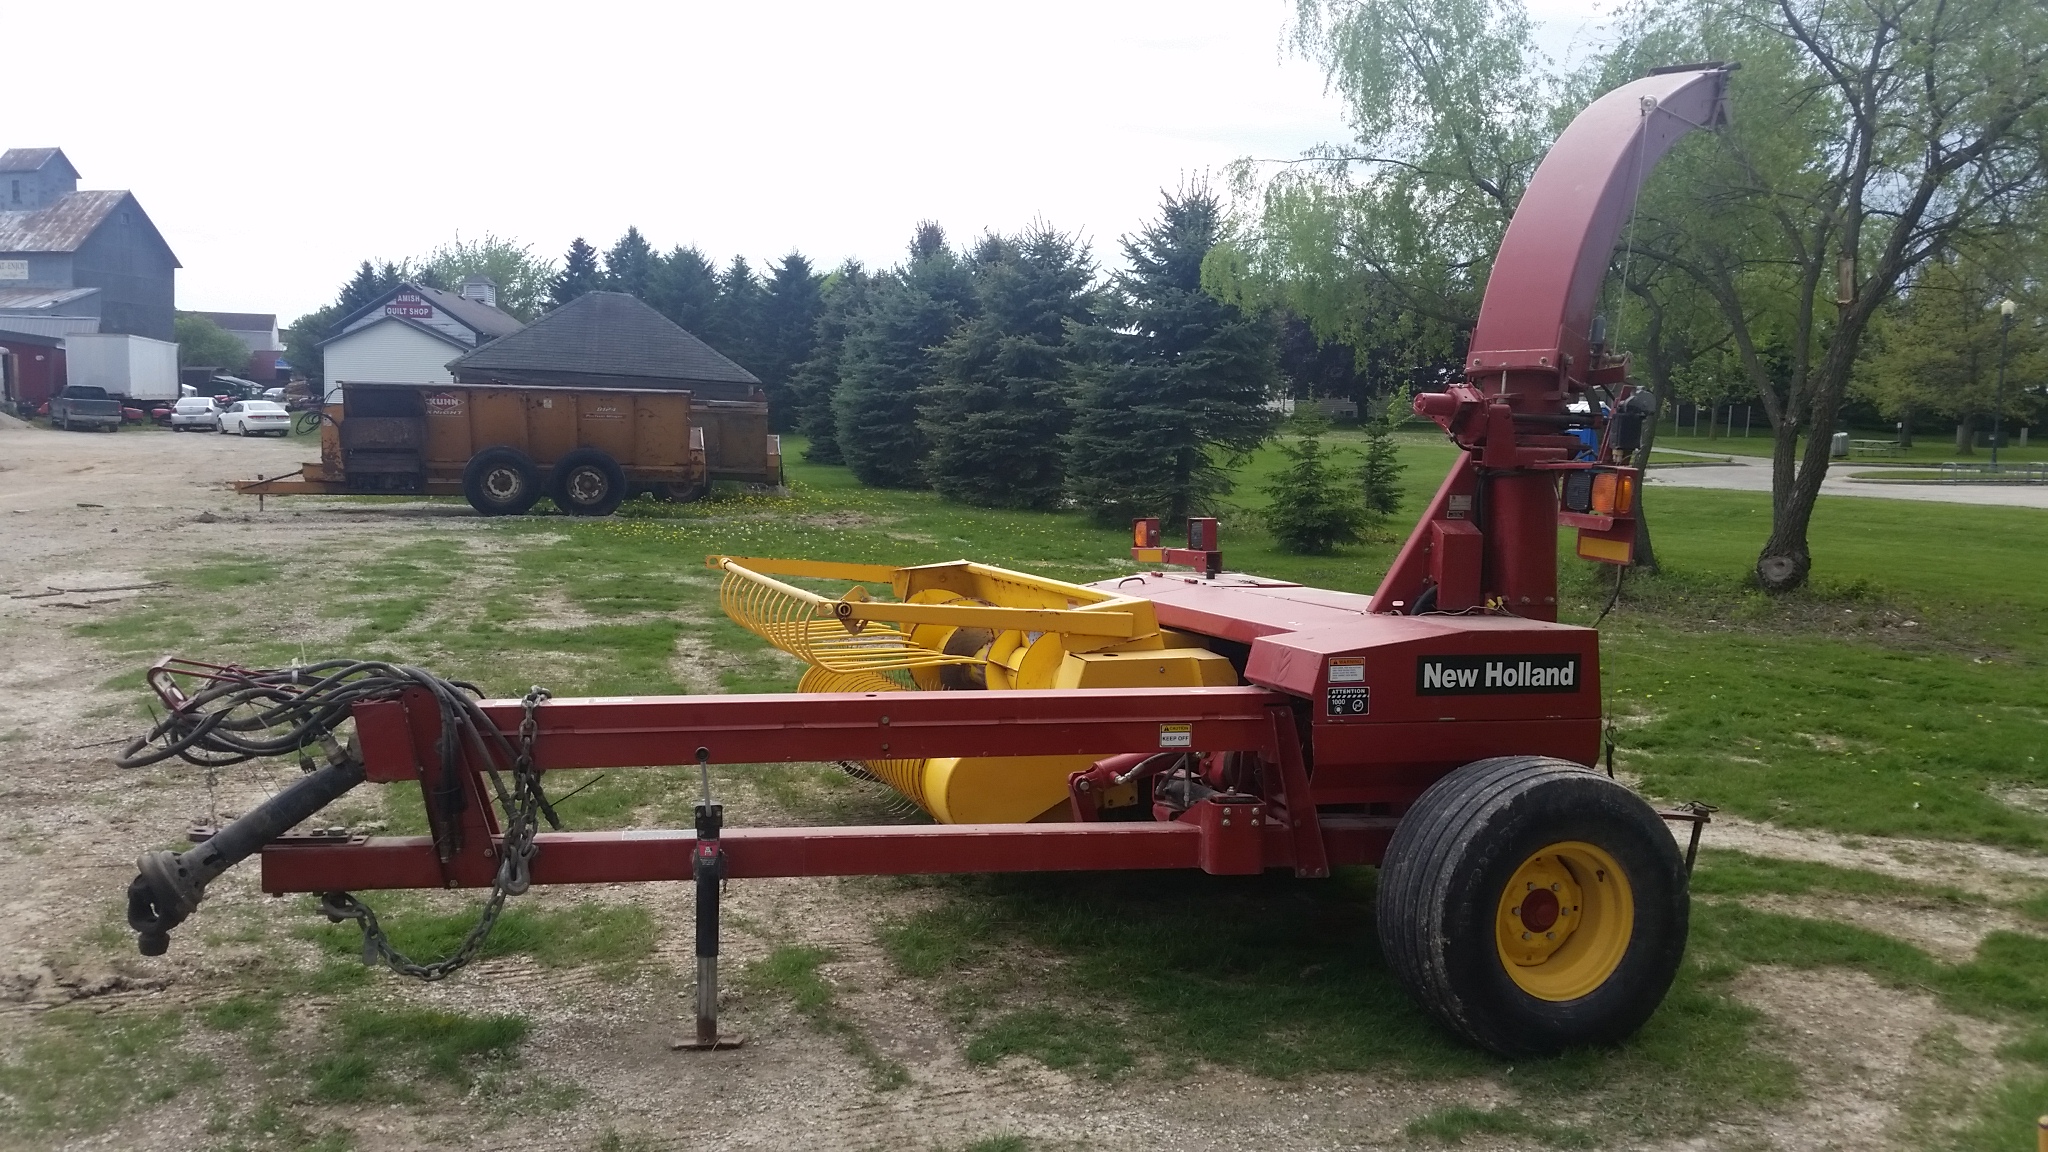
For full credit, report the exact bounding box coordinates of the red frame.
[259,687,1381,893]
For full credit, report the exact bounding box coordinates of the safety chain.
[319,686,552,981]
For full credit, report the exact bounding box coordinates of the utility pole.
[1992,298,2016,469]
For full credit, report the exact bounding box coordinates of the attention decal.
[1416,654,1580,695]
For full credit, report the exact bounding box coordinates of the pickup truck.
[49,386,124,432]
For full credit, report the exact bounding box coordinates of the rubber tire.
[549,447,628,517]
[462,446,543,516]
[644,481,705,504]
[1377,755,1687,1057]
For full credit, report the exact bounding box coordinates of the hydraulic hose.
[116,659,558,960]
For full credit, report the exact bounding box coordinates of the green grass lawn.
[1655,419,2046,464]
[1848,467,2048,481]
[39,425,2048,1148]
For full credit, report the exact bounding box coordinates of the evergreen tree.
[835,226,976,488]
[549,238,604,308]
[922,224,1099,509]
[646,245,720,334]
[1358,400,1406,516]
[1066,189,1280,525]
[336,260,409,315]
[758,252,826,431]
[789,262,871,464]
[603,227,657,299]
[1265,433,1366,553]
[709,256,767,372]
[335,261,381,314]
[289,260,408,388]
[908,219,949,262]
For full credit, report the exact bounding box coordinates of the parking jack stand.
[674,749,742,1051]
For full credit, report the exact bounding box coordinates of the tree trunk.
[1898,409,1913,449]
[1630,490,1659,574]
[1755,411,1818,592]
[1955,418,1975,455]
[1756,436,1830,592]
[1627,387,1669,574]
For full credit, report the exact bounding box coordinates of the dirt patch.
[1696,811,2048,901]
[1735,893,2043,962]
[796,510,880,530]
[1693,967,2010,1151]
[1994,785,2048,817]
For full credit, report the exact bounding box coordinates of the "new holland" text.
[1414,654,1580,695]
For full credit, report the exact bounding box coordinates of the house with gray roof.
[0,148,179,340]
[448,291,762,401]
[318,281,523,402]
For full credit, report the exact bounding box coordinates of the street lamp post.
[1992,298,2017,469]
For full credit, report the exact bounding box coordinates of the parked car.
[49,385,124,432]
[219,400,292,437]
[261,387,286,402]
[170,397,221,432]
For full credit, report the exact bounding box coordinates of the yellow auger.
[709,556,1238,822]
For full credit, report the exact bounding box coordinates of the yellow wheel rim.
[1494,841,1633,1001]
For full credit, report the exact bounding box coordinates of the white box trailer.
[64,334,179,402]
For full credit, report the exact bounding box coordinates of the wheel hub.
[1495,841,1634,1001]
[483,467,521,501]
[1519,886,1561,932]
[564,467,607,504]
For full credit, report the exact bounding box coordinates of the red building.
[0,327,64,414]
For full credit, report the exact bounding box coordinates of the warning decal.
[1325,686,1371,718]
[1158,723,1192,749]
[1327,658,1366,684]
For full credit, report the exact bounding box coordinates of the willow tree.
[1208,0,1558,384]
[1606,0,2048,590]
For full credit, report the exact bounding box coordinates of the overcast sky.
[9,0,1610,323]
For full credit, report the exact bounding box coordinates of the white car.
[169,397,221,432]
[219,400,292,437]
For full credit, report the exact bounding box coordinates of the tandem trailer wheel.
[1377,755,1688,1057]
[462,446,543,516]
[550,448,628,517]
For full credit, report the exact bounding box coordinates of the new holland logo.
[1416,653,1580,695]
